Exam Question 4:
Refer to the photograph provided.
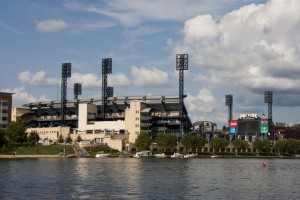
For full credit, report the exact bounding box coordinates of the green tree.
[156,134,177,152]
[182,135,205,152]
[76,135,83,142]
[57,134,64,144]
[210,137,229,153]
[286,139,300,155]
[274,139,288,156]
[166,134,177,149]
[28,132,40,147]
[232,139,249,150]
[65,135,73,144]
[6,120,27,147]
[156,134,168,151]
[0,129,8,148]
[252,138,263,154]
[261,139,272,154]
[135,132,151,151]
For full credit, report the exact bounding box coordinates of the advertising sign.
[261,125,269,133]
[230,120,238,127]
[230,127,237,135]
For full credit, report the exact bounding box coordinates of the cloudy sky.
[1,0,300,127]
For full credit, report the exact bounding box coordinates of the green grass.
[84,145,119,156]
[12,145,75,155]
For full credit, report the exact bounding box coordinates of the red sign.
[230,120,238,127]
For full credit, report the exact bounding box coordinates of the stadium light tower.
[74,83,82,100]
[225,94,233,126]
[61,63,71,125]
[264,91,273,135]
[102,58,112,120]
[176,54,188,140]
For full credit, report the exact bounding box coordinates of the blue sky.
[1,0,300,127]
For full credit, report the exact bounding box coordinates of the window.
[1,101,8,106]
[2,109,7,114]
[2,117,7,121]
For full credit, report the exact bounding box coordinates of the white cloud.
[2,87,49,106]
[186,88,216,113]
[131,66,170,87]
[70,73,101,89]
[109,73,131,87]
[18,70,46,85]
[65,0,255,26]
[79,20,116,31]
[36,19,68,32]
[173,0,300,98]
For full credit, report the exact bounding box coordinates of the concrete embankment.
[0,154,72,158]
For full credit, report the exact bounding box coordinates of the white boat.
[184,153,197,158]
[211,155,218,158]
[154,153,167,158]
[171,152,183,158]
[95,153,110,158]
[133,151,153,158]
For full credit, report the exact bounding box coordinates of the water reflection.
[0,158,299,199]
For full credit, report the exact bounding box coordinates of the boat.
[133,151,154,158]
[154,153,167,158]
[211,148,218,158]
[184,153,197,158]
[171,152,183,158]
[95,154,110,158]
[119,152,131,158]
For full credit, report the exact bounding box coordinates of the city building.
[15,95,192,151]
[0,92,13,129]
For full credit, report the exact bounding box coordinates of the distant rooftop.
[0,92,14,96]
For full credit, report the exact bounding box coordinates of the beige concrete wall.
[26,126,70,142]
[125,101,146,144]
[78,103,97,130]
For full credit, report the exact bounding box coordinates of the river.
[0,158,299,200]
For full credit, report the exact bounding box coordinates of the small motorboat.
[154,153,167,158]
[171,152,183,158]
[184,153,197,158]
[95,153,110,158]
[133,151,154,158]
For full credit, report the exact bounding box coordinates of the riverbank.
[1,154,299,159]
[0,154,78,159]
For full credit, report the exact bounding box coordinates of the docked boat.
[154,153,167,158]
[133,151,154,158]
[171,152,183,158]
[184,153,197,158]
[119,152,131,158]
[95,153,110,158]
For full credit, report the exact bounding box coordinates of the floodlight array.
[225,94,233,106]
[106,87,114,98]
[74,83,82,95]
[176,54,188,70]
[264,91,273,103]
[62,63,71,78]
[102,58,112,74]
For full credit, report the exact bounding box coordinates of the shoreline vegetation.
[1,145,299,159]
[0,154,299,159]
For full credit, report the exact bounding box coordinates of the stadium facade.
[15,95,192,151]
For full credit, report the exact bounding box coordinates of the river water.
[0,158,299,200]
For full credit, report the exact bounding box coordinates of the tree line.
[0,120,75,150]
[135,132,300,156]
